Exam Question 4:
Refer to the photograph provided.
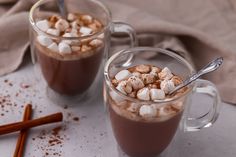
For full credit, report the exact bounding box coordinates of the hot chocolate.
[107,64,188,157]
[34,13,105,95]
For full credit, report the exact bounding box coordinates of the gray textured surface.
[0,60,235,157]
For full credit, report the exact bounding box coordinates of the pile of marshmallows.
[35,13,104,55]
[111,65,182,118]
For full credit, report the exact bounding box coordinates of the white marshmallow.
[79,26,92,36]
[159,67,173,80]
[150,89,165,100]
[46,28,60,36]
[81,15,93,24]
[58,42,72,54]
[47,42,58,52]
[127,103,141,112]
[128,76,145,90]
[159,107,171,117]
[139,105,157,118]
[109,91,125,104]
[71,46,81,52]
[116,81,132,94]
[160,79,175,94]
[89,39,103,47]
[37,35,53,47]
[150,66,160,76]
[71,21,78,29]
[137,88,150,101]
[132,72,141,78]
[97,33,105,39]
[55,19,69,32]
[36,20,49,32]
[136,64,150,73]
[141,73,155,84]
[67,13,76,21]
[115,70,131,81]
[62,32,78,45]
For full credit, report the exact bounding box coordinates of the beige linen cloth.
[0,0,235,103]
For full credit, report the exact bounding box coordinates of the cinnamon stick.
[13,104,32,157]
[0,112,63,136]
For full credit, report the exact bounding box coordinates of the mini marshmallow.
[89,39,103,47]
[97,33,105,39]
[71,46,81,52]
[171,76,182,86]
[58,42,71,54]
[116,81,132,94]
[67,13,76,21]
[160,79,175,94]
[62,32,78,44]
[55,19,69,32]
[79,26,92,36]
[71,21,79,29]
[141,73,155,84]
[158,67,173,80]
[136,64,150,73]
[81,45,92,52]
[150,89,165,100]
[81,15,93,24]
[109,91,125,104]
[128,76,145,90]
[115,70,131,81]
[46,28,60,36]
[137,88,150,100]
[139,105,157,118]
[37,35,53,47]
[150,66,161,76]
[127,103,141,113]
[132,72,141,78]
[158,107,170,117]
[47,42,58,52]
[36,20,49,32]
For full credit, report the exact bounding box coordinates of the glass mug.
[29,0,137,102]
[103,47,221,157]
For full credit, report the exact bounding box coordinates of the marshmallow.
[128,76,145,90]
[158,107,170,117]
[116,81,132,94]
[171,76,182,86]
[67,13,76,21]
[71,21,79,29]
[158,67,173,80]
[81,45,92,52]
[136,64,150,73]
[127,103,141,112]
[62,32,78,45]
[46,28,60,36]
[47,42,58,52]
[150,89,165,100]
[89,39,103,47]
[79,26,92,36]
[115,70,131,81]
[37,35,53,47]
[97,33,105,39]
[141,73,155,84]
[109,91,125,104]
[71,46,81,52]
[55,19,69,32]
[132,72,141,78]
[139,105,157,118]
[160,79,175,94]
[36,20,49,32]
[137,88,150,100]
[58,42,72,54]
[81,15,93,24]
[150,66,161,76]
[94,19,102,28]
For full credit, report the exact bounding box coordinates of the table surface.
[0,60,235,157]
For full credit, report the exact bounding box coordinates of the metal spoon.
[169,57,223,95]
[57,0,67,19]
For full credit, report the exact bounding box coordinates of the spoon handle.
[170,57,223,94]
[57,0,67,19]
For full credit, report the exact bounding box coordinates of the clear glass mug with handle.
[29,0,137,103]
[103,47,221,157]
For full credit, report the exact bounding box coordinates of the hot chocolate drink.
[107,64,188,157]
[34,13,104,95]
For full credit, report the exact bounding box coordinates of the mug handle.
[184,79,221,132]
[110,22,138,67]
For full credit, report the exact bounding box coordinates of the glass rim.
[104,47,196,104]
[29,0,112,40]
